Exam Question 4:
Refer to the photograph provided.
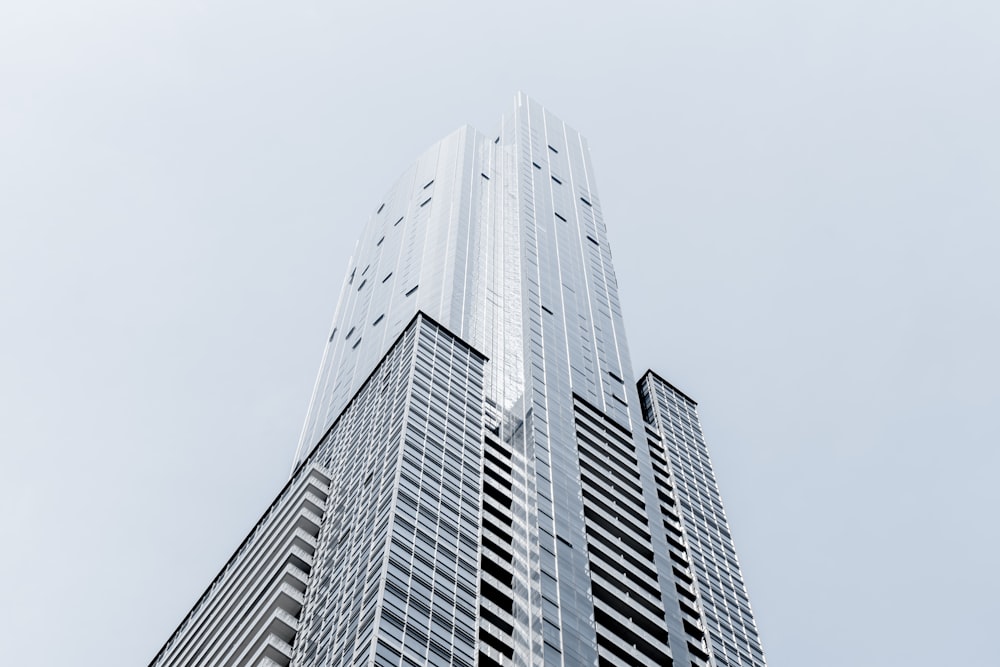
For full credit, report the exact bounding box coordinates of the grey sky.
[1,1,997,665]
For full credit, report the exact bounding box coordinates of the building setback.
[151,94,766,667]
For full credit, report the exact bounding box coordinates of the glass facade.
[294,313,486,667]
[638,372,767,667]
[151,95,767,667]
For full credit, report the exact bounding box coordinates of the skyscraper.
[150,94,766,667]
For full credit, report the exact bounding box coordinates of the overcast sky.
[2,2,998,665]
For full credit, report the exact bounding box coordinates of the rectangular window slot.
[423,179,434,189]
[481,173,490,180]
[547,144,559,154]
[394,216,404,226]
[580,197,593,207]
[405,285,419,297]
[382,272,393,282]
[587,235,599,245]
[494,136,500,144]
[551,176,562,184]
[361,264,370,275]
[376,235,385,246]
[532,162,542,170]
[348,268,355,285]
[346,326,355,339]
[328,328,337,342]
[372,314,385,326]
[376,203,385,213]
[608,371,624,383]
[554,212,567,222]
[420,197,432,207]
[541,305,553,315]
[352,337,362,349]
[357,279,367,291]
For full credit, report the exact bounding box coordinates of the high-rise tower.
[151,94,766,667]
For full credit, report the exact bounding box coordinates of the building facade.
[151,94,766,667]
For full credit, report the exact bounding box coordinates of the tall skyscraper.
[150,94,766,667]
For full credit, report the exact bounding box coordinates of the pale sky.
[1,2,998,665]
